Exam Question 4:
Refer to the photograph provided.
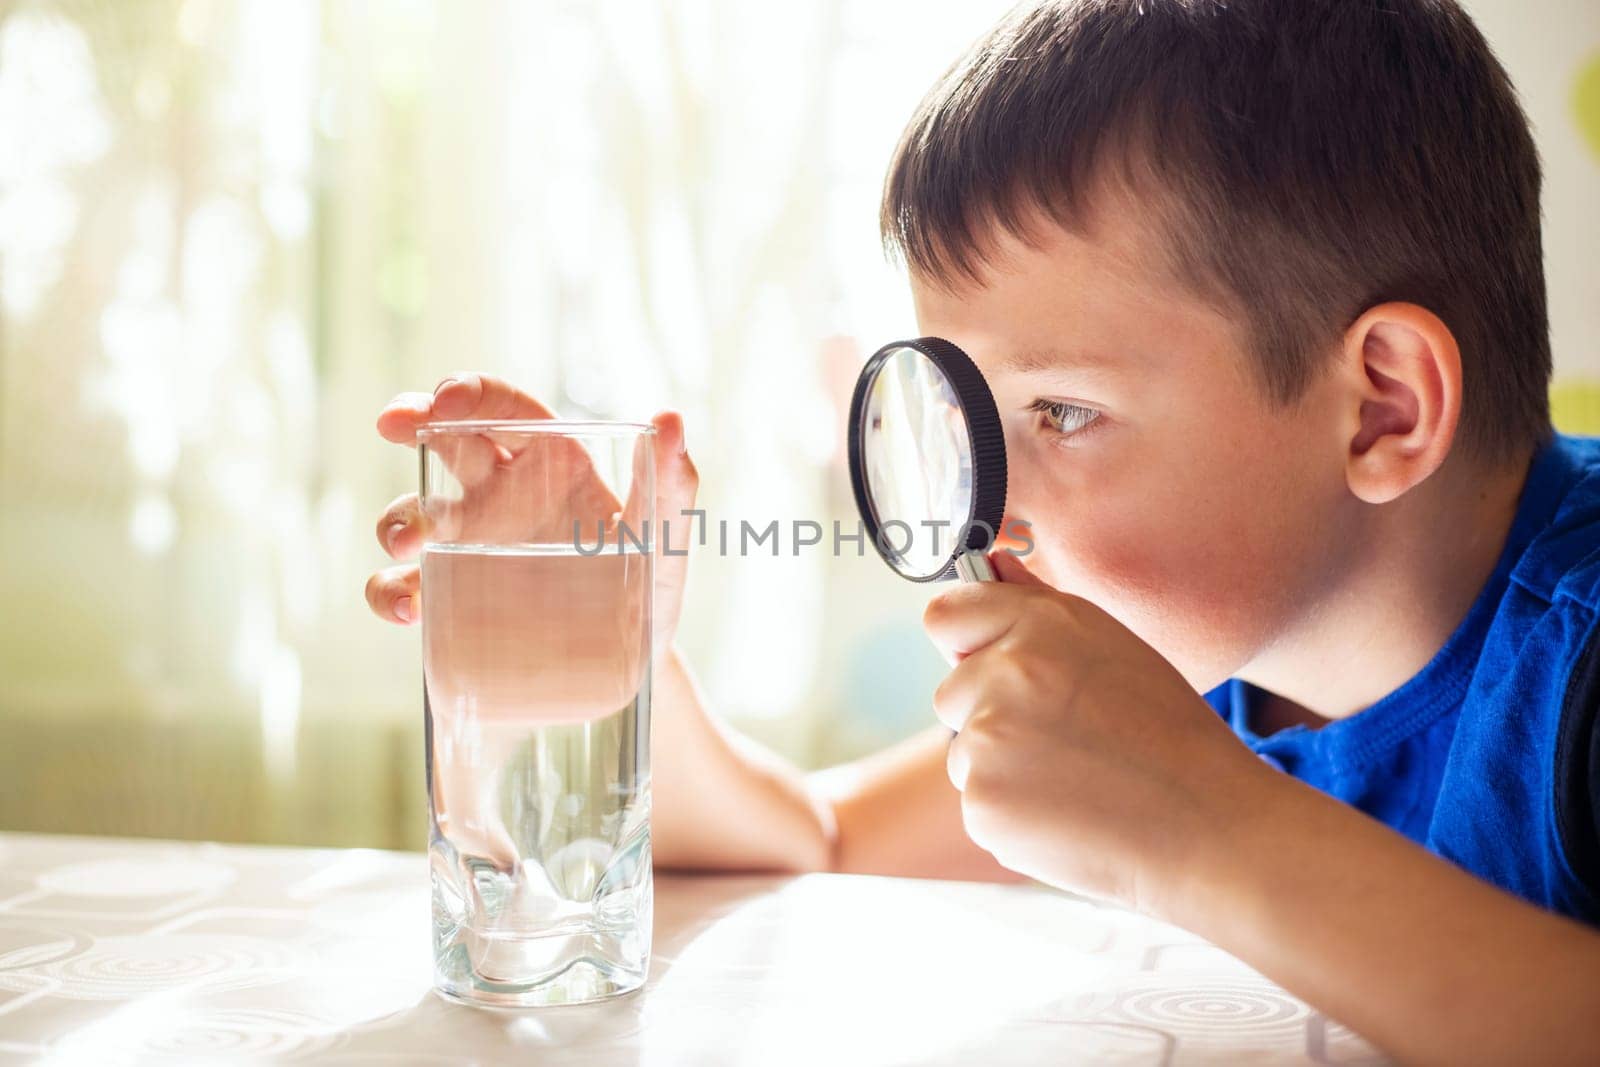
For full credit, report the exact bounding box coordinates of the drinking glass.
[417,419,654,1007]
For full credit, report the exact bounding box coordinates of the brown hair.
[882,0,1551,463]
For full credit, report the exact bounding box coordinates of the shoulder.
[1553,602,1600,913]
[1431,434,1600,917]
[1514,435,1600,914]
[1511,433,1600,611]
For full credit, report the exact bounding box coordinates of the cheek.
[1008,414,1342,685]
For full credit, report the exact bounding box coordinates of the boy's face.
[910,196,1360,692]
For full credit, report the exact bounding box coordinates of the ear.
[1340,302,1463,504]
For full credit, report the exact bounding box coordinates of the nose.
[993,509,1032,552]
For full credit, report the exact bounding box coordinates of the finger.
[931,655,983,734]
[624,409,696,522]
[990,549,1048,587]
[426,374,556,485]
[431,373,558,422]
[946,729,972,792]
[438,373,620,504]
[380,385,508,487]
[425,432,506,489]
[365,563,421,624]
[651,411,700,539]
[651,409,689,482]
[930,641,1025,733]
[500,425,621,523]
[922,582,1044,662]
[647,410,700,645]
[376,494,429,560]
[376,391,438,445]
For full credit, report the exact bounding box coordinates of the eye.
[1028,398,1102,437]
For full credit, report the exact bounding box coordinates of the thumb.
[649,410,699,518]
[647,410,699,648]
[989,548,1048,587]
[620,410,697,527]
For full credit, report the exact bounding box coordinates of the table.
[0,832,1383,1065]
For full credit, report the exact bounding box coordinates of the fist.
[924,551,1271,914]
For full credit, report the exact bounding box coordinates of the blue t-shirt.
[1203,431,1600,924]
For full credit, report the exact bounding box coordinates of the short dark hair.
[882,0,1551,463]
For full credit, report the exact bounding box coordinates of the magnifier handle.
[953,550,996,583]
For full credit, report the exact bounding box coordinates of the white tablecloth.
[0,832,1383,1065]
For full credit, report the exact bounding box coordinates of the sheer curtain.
[0,0,1012,847]
[1,0,1593,848]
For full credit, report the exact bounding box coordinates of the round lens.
[859,345,976,579]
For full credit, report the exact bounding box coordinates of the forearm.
[647,649,1022,883]
[811,725,1028,883]
[649,645,836,873]
[1171,770,1600,1065]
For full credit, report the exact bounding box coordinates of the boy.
[367,0,1600,1059]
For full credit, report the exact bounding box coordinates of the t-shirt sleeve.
[1555,620,1600,905]
[1201,679,1238,724]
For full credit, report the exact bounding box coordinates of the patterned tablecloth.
[0,832,1384,1065]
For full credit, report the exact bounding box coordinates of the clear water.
[422,543,652,1007]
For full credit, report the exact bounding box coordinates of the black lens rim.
[846,337,1008,582]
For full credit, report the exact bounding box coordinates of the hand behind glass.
[364,373,699,653]
[364,374,700,873]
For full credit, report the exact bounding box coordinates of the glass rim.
[417,418,656,438]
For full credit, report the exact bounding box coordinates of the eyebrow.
[997,347,1120,377]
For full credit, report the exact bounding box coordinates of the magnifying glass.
[847,337,1008,584]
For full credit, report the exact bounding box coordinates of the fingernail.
[676,419,688,456]
[386,522,407,551]
[394,596,413,623]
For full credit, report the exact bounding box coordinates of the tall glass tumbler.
[417,420,654,1007]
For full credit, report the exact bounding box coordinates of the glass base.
[432,962,645,1009]
[432,932,648,1008]
[424,687,653,1011]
